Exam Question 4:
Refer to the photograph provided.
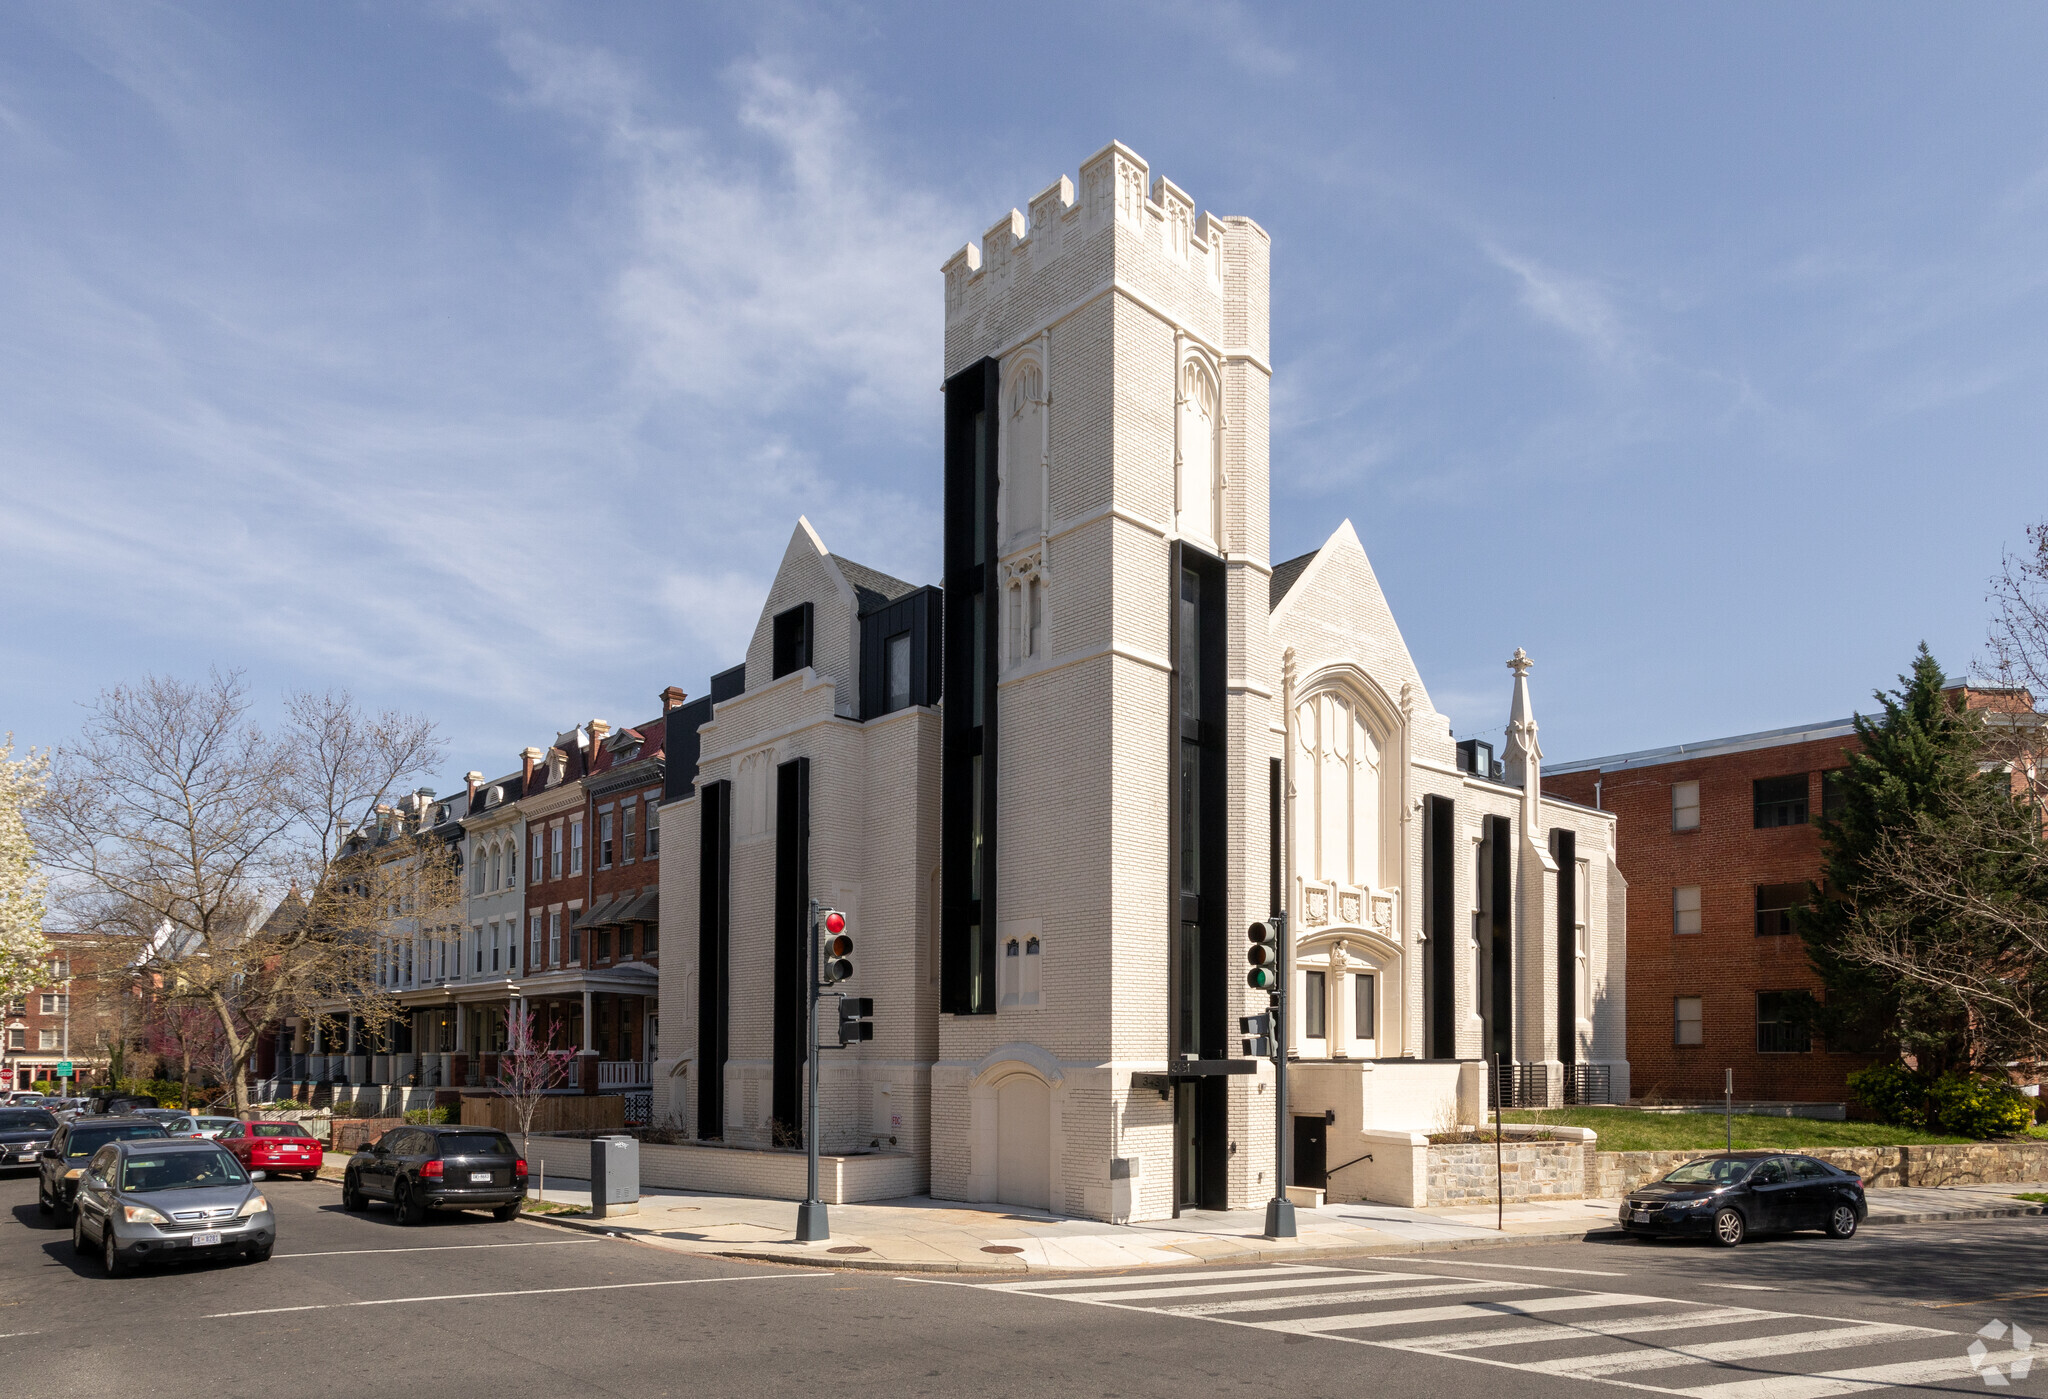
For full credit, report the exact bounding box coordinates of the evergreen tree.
[1797,645,2042,1075]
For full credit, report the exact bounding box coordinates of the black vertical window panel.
[665,696,713,802]
[1269,758,1283,919]
[772,757,810,1140]
[941,359,999,1014]
[1489,814,1514,1064]
[709,664,747,703]
[1424,795,1456,1059]
[696,780,731,1139]
[1553,828,1576,1065]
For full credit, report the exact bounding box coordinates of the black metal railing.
[1564,1062,1614,1105]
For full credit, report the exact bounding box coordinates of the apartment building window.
[529,914,541,968]
[646,802,660,858]
[507,842,517,886]
[1757,990,1815,1053]
[549,826,562,879]
[885,632,912,712]
[547,912,561,967]
[622,802,636,862]
[470,856,484,896]
[6,1028,21,1050]
[1674,995,1703,1046]
[600,811,614,869]
[47,956,69,980]
[532,829,544,876]
[1303,970,1327,1039]
[491,847,503,890]
[1821,770,1847,820]
[1753,774,1809,828]
[568,908,583,963]
[490,924,501,972]
[473,927,485,973]
[771,603,813,679]
[1673,885,1702,935]
[1672,780,1700,831]
[39,994,65,1017]
[643,918,658,955]
[39,1029,59,1051]
[570,818,584,875]
[1353,972,1376,1040]
[1755,882,1807,937]
[596,927,612,964]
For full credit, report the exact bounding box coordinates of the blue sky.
[3,3,2044,789]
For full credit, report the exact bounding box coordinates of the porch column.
[581,990,595,1053]
[454,1003,467,1053]
[344,1015,357,1056]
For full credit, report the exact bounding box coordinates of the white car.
[189,1116,240,1140]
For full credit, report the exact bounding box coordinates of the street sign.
[55,1062,73,1078]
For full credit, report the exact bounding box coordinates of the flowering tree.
[491,1008,577,1161]
[0,735,52,1006]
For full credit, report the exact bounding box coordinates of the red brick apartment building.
[1544,687,2036,1107]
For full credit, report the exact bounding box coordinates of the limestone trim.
[962,276,1276,383]
[966,1041,1067,1087]
[994,639,1175,689]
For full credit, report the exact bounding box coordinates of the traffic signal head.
[1238,1012,1273,1058]
[836,996,875,1046]
[820,908,853,984]
[1246,921,1278,991]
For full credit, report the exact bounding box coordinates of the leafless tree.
[1983,519,2048,787]
[491,1007,578,1161]
[31,672,458,1111]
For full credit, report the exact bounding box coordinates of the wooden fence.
[458,1095,625,1134]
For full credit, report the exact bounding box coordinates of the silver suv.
[71,1138,275,1273]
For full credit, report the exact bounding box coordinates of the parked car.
[86,1094,159,1116]
[0,1107,59,1172]
[1620,1150,1868,1246]
[341,1125,526,1224]
[4,1092,51,1106]
[37,1117,172,1217]
[217,1120,324,1179]
[70,1137,274,1273]
[189,1116,241,1140]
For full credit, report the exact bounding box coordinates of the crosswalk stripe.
[1167,1280,1539,1317]
[1670,1349,2028,1399]
[1254,1290,1674,1336]
[1523,1324,1936,1378]
[1384,1306,1785,1353]
[980,1264,1348,1293]
[1049,1271,1458,1304]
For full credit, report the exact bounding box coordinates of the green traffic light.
[1247,967,1275,991]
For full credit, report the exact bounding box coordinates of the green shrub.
[1847,1063,1932,1128]
[329,1099,365,1118]
[1928,1075,2036,1138]
[403,1106,452,1125]
[269,1098,304,1112]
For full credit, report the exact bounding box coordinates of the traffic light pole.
[796,898,828,1243]
[1264,910,1296,1240]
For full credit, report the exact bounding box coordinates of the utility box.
[590,1135,639,1218]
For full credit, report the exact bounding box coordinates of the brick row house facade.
[1543,686,2037,1107]
[3,934,117,1093]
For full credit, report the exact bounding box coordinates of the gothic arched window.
[1177,358,1219,546]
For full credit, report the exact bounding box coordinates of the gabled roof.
[1270,548,1319,608]
[834,557,923,616]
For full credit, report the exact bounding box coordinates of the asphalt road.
[2,1168,2043,1399]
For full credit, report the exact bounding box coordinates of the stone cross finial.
[1508,647,1532,679]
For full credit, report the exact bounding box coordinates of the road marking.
[203,1271,830,1318]
[0,1333,42,1341]
[1928,1288,2048,1308]
[1523,1324,1939,1378]
[1167,1280,1537,1316]
[980,1264,1348,1293]
[275,1238,605,1259]
[1426,1260,1631,1277]
[1052,1270,1460,1304]
[1702,1283,1778,1291]
[1385,1307,1786,1353]
[1259,1291,1671,1336]
[1671,1349,2032,1399]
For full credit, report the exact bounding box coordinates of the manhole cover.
[827,1246,872,1254]
[981,1245,1024,1254]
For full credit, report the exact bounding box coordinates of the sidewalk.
[504,1180,2048,1275]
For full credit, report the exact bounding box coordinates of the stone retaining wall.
[1590,1142,2048,1195]
[330,1118,406,1153]
[1426,1140,1587,1206]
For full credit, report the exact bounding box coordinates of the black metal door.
[1293,1115,1327,1189]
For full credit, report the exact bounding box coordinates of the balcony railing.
[597,1060,650,1089]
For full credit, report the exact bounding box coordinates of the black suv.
[341,1125,527,1224]
[0,1107,59,1172]
[38,1116,171,1217]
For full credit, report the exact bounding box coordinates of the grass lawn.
[1496,1107,1975,1153]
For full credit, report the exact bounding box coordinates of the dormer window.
[772,603,813,679]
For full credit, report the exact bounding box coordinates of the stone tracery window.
[1177,357,1220,546]
[1292,688,1384,910]
[1001,358,1046,547]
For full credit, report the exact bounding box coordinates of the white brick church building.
[651,141,1628,1221]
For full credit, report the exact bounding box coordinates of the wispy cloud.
[1482,241,1630,366]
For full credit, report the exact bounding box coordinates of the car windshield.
[1662,1157,1757,1186]
[197,1118,237,1130]
[119,1151,248,1192]
[67,1124,169,1158]
[0,1109,57,1130]
[249,1124,310,1139]
[437,1133,513,1158]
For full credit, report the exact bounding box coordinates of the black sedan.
[0,1106,59,1172]
[1620,1150,1867,1246]
[340,1125,527,1224]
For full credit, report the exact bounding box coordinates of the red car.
[218,1120,325,1180]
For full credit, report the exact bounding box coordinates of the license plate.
[1631,1210,1650,1222]
[282,1146,301,1152]
[192,1231,222,1247]
[470,1171,493,1183]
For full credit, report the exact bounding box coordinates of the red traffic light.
[824,911,846,934]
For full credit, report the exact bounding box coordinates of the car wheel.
[1712,1207,1746,1247]
[71,1211,89,1256]
[303,1171,319,1181]
[37,1181,51,1217]
[492,1198,523,1223]
[1825,1203,1859,1239]
[103,1225,124,1275]
[341,1174,364,1212]
[396,1180,425,1227]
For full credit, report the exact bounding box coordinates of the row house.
[3,935,115,1093]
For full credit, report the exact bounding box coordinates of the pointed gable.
[743,517,863,709]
